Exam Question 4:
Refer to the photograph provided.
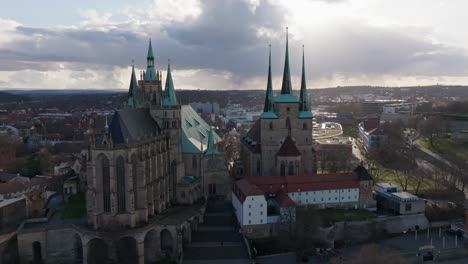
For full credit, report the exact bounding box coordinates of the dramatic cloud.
[0,0,468,89]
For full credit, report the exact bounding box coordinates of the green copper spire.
[104,115,109,133]
[147,38,154,59]
[204,126,219,155]
[127,64,138,107]
[263,45,274,112]
[280,27,292,95]
[299,45,312,118]
[162,62,178,106]
[144,38,158,80]
[299,45,309,111]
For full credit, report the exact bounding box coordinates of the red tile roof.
[276,192,295,207]
[233,171,363,204]
[277,136,301,157]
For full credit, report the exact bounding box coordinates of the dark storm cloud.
[164,0,283,48]
[1,0,468,83]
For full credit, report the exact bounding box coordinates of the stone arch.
[116,155,126,213]
[116,236,138,264]
[96,154,111,212]
[144,229,158,264]
[87,238,108,264]
[32,241,42,263]
[160,229,174,257]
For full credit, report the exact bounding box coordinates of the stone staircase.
[183,199,250,264]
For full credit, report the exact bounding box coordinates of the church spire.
[162,61,178,106]
[144,38,157,80]
[263,45,274,112]
[299,45,309,112]
[147,38,154,61]
[280,27,292,95]
[127,64,138,107]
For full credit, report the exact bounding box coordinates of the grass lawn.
[318,208,376,223]
[342,125,359,138]
[419,135,468,161]
[62,193,86,219]
[370,167,439,194]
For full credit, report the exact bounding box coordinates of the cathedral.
[85,39,230,230]
[241,32,316,177]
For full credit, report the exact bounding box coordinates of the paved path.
[183,199,251,264]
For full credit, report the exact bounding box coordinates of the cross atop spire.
[280,27,292,95]
[162,62,178,106]
[127,64,138,107]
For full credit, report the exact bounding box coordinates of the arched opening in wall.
[117,237,138,264]
[116,156,126,213]
[73,234,83,264]
[144,229,158,264]
[32,241,42,263]
[86,238,108,264]
[99,155,111,213]
[288,161,294,176]
[1,236,18,264]
[160,229,174,258]
[280,162,286,176]
[131,154,139,209]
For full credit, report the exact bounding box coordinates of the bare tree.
[392,170,412,192]
[330,244,408,264]
[418,116,446,147]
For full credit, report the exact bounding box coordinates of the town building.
[358,118,387,152]
[232,166,374,237]
[374,182,425,215]
[14,39,230,264]
[313,136,355,172]
[241,33,315,177]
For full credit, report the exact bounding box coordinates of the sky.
[1,0,468,90]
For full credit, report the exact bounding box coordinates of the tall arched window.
[116,156,126,213]
[280,162,286,176]
[256,159,261,175]
[192,155,197,169]
[288,161,294,176]
[131,155,138,209]
[102,156,111,212]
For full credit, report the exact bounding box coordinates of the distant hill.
[1,89,121,95]
[0,91,29,102]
